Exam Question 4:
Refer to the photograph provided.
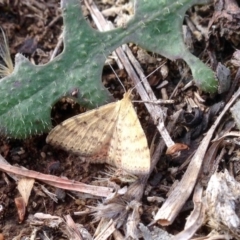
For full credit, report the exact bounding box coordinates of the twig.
[133,99,174,104]
[0,154,113,197]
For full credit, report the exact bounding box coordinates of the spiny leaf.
[0,0,217,138]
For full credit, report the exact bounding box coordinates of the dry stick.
[151,110,182,172]
[134,99,174,104]
[154,86,240,226]
[84,0,175,148]
[0,155,113,197]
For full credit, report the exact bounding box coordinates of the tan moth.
[46,90,150,175]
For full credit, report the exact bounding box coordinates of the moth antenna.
[104,52,167,96]
[106,60,126,93]
[102,52,127,93]
[131,60,167,93]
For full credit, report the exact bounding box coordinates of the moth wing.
[46,101,120,162]
[109,97,150,175]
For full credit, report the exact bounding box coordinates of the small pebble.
[40,152,46,159]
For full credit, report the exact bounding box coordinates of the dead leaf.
[14,197,26,223]
[17,177,35,205]
[166,143,189,155]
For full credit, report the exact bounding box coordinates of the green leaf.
[0,0,217,138]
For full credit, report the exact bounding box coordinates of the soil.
[0,0,240,239]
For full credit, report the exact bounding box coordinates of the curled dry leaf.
[166,143,189,155]
[14,197,26,223]
[205,169,240,236]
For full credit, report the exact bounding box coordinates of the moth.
[46,90,150,175]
